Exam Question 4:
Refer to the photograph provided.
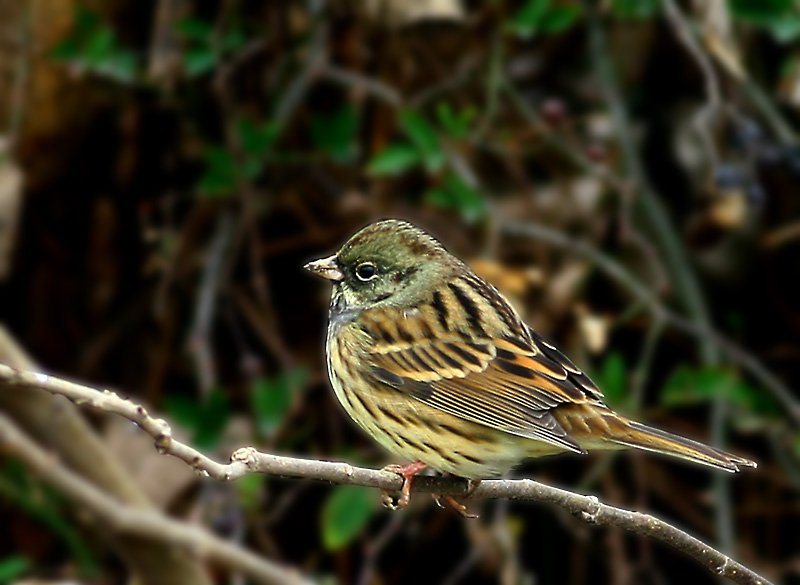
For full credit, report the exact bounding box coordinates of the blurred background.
[0,0,799,583]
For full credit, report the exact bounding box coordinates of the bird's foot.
[380,461,428,510]
[433,478,481,518]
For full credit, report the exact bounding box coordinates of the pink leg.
[381,461,428,509]
[433,479,482,518]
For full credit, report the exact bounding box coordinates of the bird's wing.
[363,308,605,454]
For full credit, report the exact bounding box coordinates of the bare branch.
[0,410,310,585]
[662,0,724,166]
[501,220,800,427]
[320,65,403,107]
[0,364,773,585]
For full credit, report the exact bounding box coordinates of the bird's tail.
[604,417,757,472]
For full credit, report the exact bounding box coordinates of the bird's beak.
[304,254,344,282]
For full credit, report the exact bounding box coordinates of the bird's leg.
[432,478,481,518]
[381,461,428,509]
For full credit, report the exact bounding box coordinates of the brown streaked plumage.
[305,220,756,506]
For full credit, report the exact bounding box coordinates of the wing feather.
[361,304,604,454]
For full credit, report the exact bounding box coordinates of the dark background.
[0,1,798,583]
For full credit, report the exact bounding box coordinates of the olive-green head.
[304,219,458,312]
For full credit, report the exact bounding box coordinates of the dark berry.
[731,118,763,150]
[783,144,800,175]
[713,164,745,191]
[540,98,567,125]
[586,142,607,163]
[747,182,766,207]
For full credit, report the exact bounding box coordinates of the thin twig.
[662,0,723,166]
[188,210,234,393]
[471,32,503,143]
[0,411,310,585]
[501,221,800,426]
[320,65,403,107]
[0,365,772,585]
[583,2,733,549]
[6,2,30,149]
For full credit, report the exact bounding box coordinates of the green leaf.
[540,5,581,34]
[235,474,266,511]
[193,386,230,449]
[768,17,800,42]
[730,0,800,42]
[508,0,551,38]
[728,380,779,415]
[0,556,29,582]
[50,6,139,82]
[184,48,217,77]
[367,143,421,176]
[594,353,626,406]
[83,27,115,64]
[660,366,775,414]
[96,50,138,83]
[174,17,245,73]
[51,6,102,61]
[164,388,230,449]
[162,395,200,429]
[730,0,795,24]
[610,0,660,20]
[399,110,444,172]
[222,29,247,52]
[425,173,486,223]
[237,118,281,159]
[436,101,476,139]
[175,17,215,41]
[198,146,238,197]
[321,485,375,551]
[310,107,361,163]
[252,376,288,434]
[662,366,732,407]
[0,464,99,575]
[251,369,306,435]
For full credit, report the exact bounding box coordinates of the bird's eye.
[355,262,377,281]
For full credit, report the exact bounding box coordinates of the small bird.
[305,220,756,509]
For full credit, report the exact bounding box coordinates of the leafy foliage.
[0,556,30,583]
[251,368,306,436]
[435,102,477,140]
[507,0,582,39]
[425,173,486,223]
[199,118,281,197]
[0,462,98,576]
[320,485,376,551]
[11,0,796,581]
[310,106,361,163]
[730,0,800,42]
[661,366,776,416]
[593,353,627,408]
[367,143,421,176]
[174,17,246,77]
[610,0,660,20]
[164,386,231,449]
[399,109,445,172]
[51,6,139,82]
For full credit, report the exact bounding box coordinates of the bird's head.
[304,219,459,312]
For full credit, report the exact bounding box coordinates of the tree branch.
[501,220,800,426]
[0,410,310,585]
[0,364,772,585]
[0,330,215,585]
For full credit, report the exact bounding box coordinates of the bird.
[305,219,756,510]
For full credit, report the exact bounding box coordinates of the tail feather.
[610,419,757,472]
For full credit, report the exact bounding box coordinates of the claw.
[433,477,481,517]
[432,494,478,518]
[380,461,428,509]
